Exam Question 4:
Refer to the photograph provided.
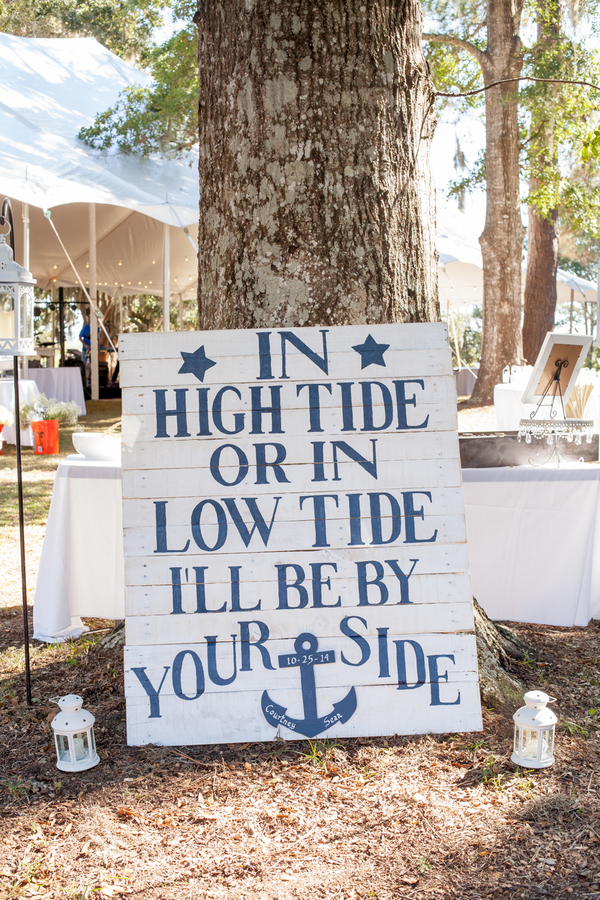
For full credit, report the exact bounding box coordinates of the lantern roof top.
[0,235,34,284]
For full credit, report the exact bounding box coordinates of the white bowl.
[72,432,121,462]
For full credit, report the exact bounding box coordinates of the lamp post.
[0,199,35,706]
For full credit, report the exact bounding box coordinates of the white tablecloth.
[0,378,39,447]
[454,367,479,397]
[29,368,86,415]
[33,456,124,642]
[495,382,600,432]
[463,464,600,626]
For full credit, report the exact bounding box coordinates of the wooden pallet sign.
[120,323,482,746]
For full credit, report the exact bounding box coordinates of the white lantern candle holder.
[51,694,99,772]
[511,690,557,769]
[0,229,35,356]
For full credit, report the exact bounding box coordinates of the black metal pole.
[59,286,65,367]
[13,355,32,706]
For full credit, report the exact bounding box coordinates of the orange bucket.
[31,419,59,454]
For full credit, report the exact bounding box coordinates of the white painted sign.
[120,324,482,746]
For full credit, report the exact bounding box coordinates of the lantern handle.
[49,696,62,705]
[0,219,11,237]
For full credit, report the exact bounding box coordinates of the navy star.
[178,345,217,382]
[352,334,390,369]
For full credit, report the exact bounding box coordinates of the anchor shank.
[299,661,319,724]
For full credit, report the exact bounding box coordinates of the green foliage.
[20,393,80,429]
[78,15,198,156]
[0,0,167,61]
[443,307,482,366]
[124,293,198,332]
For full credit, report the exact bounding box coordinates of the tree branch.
[422,32,487,68]
[436,75,600,98]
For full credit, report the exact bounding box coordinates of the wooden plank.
[125,681,483,745]
[121,430,460,474]
[124,600,475,646]
[124,570,472,618]
[122,485,466,528]
[122,457,464,500]
[120,347,453,389]
[118,322,450,361]
[123,632,479,698]
[123,543,471,586]
[120,373,457,421]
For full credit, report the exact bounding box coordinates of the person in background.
[79,320,91,361]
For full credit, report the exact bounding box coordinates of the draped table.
[0,378,39,447]
[33,456,124,643]
[32,459,600,641]
[28,368,86,415]
[463,464,600,626]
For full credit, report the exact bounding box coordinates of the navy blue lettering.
[256,332,275,379]
[311,442,327,482]
[369,492,401,545]
[402,491,438,543]
[340,616,370,666]
[223,497,281,547]
[191,500,227,552]
[338,382,356,431]
[170,567,184,614]
[192,565,223,613]
[296,383,332,432]
[279,329,329,378]
[347,493,364,545]
[385,558,418,603]
[154,388,190,438]
[212,386,244,434]
[196,388,212,435]
[132,666,170,718]
[360,382,393,431]
[299,494,339,547]
[154,501,190,554]
[209,444,249,486]
[277,564,309,609]
[393,380,429,430]
[206,635,237,686]
[254,442,290,484]
[377,628,390,678]
[230,565,260,611]
[332,439,377,481]
[428,654,460,706]
[172,650,205,700]
[395,640,426,690]
[239,621,275,670]
[250,385,283,434]
[310,562,341,607]
[356,560,388,605]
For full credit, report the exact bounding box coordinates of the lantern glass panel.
[513,725,520,753]
[522,729,540,759]
[73,731,90,760]
[19,288,33,340]
[56,734,70,763]
[541,728,554,761]
[90,729,96,755]
[0,289,14,339]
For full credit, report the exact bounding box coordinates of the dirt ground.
[0,613,599,900]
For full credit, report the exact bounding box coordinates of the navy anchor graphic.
[261,632,357,738]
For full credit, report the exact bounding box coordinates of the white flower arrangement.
[0,405,14,427]
[19,393,80,430]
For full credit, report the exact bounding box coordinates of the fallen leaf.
[63,823,72,836]
[401,876,419,886]
[117,807,134,818]
[79,841,90,856]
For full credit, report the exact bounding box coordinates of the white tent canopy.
[0,33,198,298]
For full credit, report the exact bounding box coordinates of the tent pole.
[89,204,99,400]
[50,283,56,361]
[178,292,183,331]
[569,289,574,334]
[163,223,170,333]
[58,286,65,366]
[119,290,123,334]
[22,204,30,378]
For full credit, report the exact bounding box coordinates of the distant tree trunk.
[523,196,558,362]
[425,0,525,405]
[196,0,438,330]
[522,0,564,364]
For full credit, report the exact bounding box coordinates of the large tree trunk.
[470,0,525,404]
[196,0,438,329]
[522,195,558,362]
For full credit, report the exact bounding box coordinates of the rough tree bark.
[425,0,526,403]
[196,0,439,329]
[522,0,563,364]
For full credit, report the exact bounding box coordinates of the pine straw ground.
[0,614,599,900]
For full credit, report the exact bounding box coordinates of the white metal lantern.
[0,229,35,356]
[511,690,557,769]
[51,694,99,772]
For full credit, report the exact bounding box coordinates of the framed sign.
[120,324,481,746]
[521,332,592,406]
